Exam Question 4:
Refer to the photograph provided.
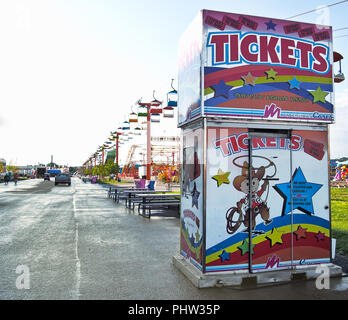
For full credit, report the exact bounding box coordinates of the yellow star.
[266,227,284,247]
[212,169,230,187]
[265,68,278,80]
[195,230,201,243]
[241,72,257,86]
[309,86,329,104]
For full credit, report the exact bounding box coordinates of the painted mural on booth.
[205,127,330,272]
[203,10,334,123]
[180,128,204,270]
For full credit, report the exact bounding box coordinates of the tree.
[6,162,18,173]
[99,164,107,177]
[92,166,99,177]
[0,163,4,173]
[47,162,59,168]
[105,159,119,176]
[83,168,92,176]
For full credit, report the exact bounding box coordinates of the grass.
[99,178,130,184]
[331,188,348,255]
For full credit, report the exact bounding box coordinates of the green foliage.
[104,159,119,175]
[99,178,128,184]
[6,163,18,173]
[92,166,99,176]
[83,168,93,176]
[47,162,59,168]
[331,188,348,255]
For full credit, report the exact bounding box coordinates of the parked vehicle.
[55,173,71,186]
[36,167,46,178]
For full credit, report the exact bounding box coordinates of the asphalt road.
[0,178,348,300]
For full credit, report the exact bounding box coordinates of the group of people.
[3,172,19,185]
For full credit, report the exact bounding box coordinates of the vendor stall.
[175,9,339,286]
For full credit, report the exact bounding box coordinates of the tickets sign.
[207,32,330,73]
[177,10,334,125]
[203,10,333,123]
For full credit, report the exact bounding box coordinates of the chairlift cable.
[286,0,348,19]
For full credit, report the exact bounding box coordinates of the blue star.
[210,80,233,99]
[191,182,200,209]
[265,20,277,30]
[219,250,231,262]
[288,77,301,90]
[273,167,322,216]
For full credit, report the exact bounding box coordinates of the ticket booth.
[174,9,342,286]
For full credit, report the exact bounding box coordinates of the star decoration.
[191,182,200,209]
[266,227,284,247]
[265,20,277,30]
[212,169,230,187]
[219,250,231,262]
[195,230,201,243]
[315,231,325,241]
[273,167,322,216]
[288,77,301,90]
[309,86,329,104]
[210,80,233,99]
[265,68,278,80]
[294,225,307,240]
[241,72,257,86]
[238,239,255,256]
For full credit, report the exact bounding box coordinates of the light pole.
[137,100,152,180]
[111,131,122,179]
[137,92,162,181]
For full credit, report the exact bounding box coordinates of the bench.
[129,198,146,210]
[331,181,348,188]
[108,186,131,201]
[115,189,151,206]
[115,190,128,203]
[128,194,176,210]
[108,187,117,199]
[138,200,180,218]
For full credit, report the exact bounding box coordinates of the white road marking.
[72,191,81,299]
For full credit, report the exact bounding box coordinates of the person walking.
[4,173,10,185]
[14,172,19,186]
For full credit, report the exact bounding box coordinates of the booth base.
[172,255,343,289]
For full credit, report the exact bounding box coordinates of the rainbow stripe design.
[204,65,333,122]
[206,214,330,272]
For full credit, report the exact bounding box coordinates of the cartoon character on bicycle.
[226,156,276,235]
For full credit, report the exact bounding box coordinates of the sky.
[0,0,347,166]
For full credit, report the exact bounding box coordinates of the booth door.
[290,130,331,267]
[247,130,294,273]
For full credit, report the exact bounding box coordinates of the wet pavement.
[0,178,348,300]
